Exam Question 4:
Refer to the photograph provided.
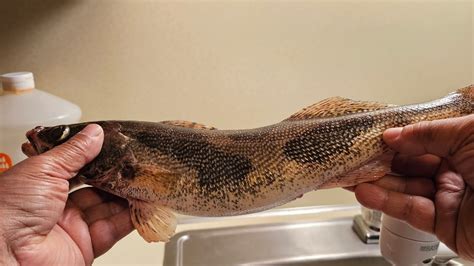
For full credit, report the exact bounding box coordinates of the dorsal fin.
[160,120,217,130]
[284,97,395,121]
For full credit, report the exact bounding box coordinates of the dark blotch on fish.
[134,130,253,193]
[283,117,374,164]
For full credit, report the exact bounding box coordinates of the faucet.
[352,206,381,244]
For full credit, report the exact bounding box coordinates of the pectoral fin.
[129,200,177,242]
[285,97,395,121]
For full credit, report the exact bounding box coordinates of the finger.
[69,187,123,212]
[354,183,435,233]
[434,161,465,250]
[60,200,95,265]
[38,124,104,179]
[456,189,474,260]
[383,115,474,158]
[370,174,436,199]
[89,209,134,257]
[84,200,129,225]
[391,153,441,178]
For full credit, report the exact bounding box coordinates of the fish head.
[22,122,139,199]
[77,127,138,198]
[22,124,87,156]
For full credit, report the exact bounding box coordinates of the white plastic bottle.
[380,214,440,265]
[0,72,82,172]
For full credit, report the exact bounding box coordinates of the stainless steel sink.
[163,205,471,266]
[163,205,390,266]
[274,257,389,266]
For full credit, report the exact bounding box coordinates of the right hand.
[354,115,474,260]
[0,124,133,266]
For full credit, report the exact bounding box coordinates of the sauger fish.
[21,85,473,242]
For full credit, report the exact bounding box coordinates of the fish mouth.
[21,126,52,157]
[21,142,37,157]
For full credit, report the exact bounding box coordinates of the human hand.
[0,124,133,266]
[354,114,474,260]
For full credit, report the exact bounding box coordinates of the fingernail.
[81,124,103,137]
[384,127,403,141]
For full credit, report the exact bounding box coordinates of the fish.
[21,85,473,243]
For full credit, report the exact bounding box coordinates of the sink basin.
[163,206,390,266]
[275,257,389,266]
[163,206,470,266]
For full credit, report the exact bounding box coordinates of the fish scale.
[21,85,473,242]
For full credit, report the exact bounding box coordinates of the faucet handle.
[352,206,382,244]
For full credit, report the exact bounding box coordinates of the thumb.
[383,115,474,158]
[36,124,104,180]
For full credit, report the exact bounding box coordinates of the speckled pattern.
[74,86,474,216]
[24,85,473,242]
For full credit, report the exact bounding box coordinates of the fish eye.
[58,126,70,141]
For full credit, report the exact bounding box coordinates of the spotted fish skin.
[22,85,473,241]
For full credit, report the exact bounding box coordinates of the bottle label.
[0,153,13,173]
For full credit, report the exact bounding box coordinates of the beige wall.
[0,1,472,265]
